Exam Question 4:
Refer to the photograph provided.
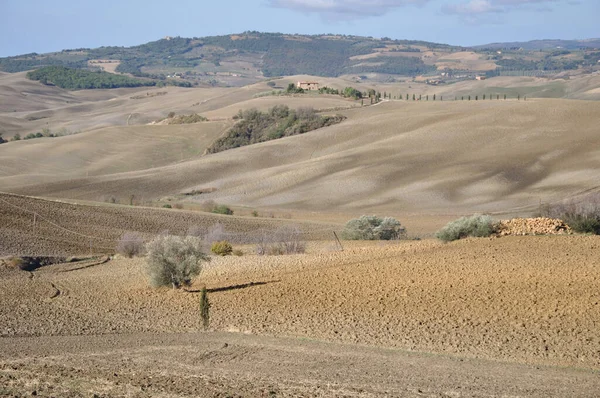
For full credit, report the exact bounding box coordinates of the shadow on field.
[187,280,280,294]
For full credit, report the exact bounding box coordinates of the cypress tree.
[200,287,211,330]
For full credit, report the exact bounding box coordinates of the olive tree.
[341,216,406,240]
[145,235,209,289]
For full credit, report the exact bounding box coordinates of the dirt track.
[2,332,598,397]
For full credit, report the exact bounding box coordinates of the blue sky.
[1,0,597,57]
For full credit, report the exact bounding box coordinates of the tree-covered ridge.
[2,32,598,78]
[26,66,156,89]
[0,33,449,77]
[206,105,346,154]
[0,53,87,73]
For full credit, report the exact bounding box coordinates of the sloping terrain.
[1,236,600,396]
[3,98,599,217]
[0,192,338,256]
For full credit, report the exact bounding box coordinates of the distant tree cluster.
[0,54,87,73]
[318,86,340,95]
[207,105,346,154]
[26,66,156,89]
[342,87,362,99]
[285,83,304,94]
[163,113,208,124]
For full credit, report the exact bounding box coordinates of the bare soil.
[1,236,599,396]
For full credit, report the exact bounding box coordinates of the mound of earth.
[497,217,571,236]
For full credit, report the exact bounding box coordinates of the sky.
[0,0,598,57]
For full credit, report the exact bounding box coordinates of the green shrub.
[212,205,233,215]
[200,287,211,330]
[435,214,497,242]
[165,113,208,124]
[341,215,406,240]
[162,204,172,208]
[145,235,209,289]
[211,241,233,256]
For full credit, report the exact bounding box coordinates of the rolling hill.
[2,96,599,220]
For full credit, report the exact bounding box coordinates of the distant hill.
[475,38,600,51]
[1,33,599,87]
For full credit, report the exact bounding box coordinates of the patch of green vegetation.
[348,55,435,76]
[341,216,406,240]
[165,113,208,124]
[206,105,346,154]
[435,214,498,242]
[212,205,234,215]
[0,53,87,73]
[26,66,156,89]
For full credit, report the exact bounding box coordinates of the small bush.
[341,216,406,240]
[211,241,233,256]
[435,214,497,242]
[212,205,233,215]
[540,193,600,234]
[145,235,209,289]
[7,257,65,271]
[203,223,227,244]
[162,204,172,209]
[256,225,306,255]
[116,232,145,258]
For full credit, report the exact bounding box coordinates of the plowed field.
[1,235,599,396]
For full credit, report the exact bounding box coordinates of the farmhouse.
[476,76,486,81]
[297,81,320,91]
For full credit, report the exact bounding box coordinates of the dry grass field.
[3,97,600,219]
[2,71,600,396]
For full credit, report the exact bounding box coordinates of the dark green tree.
[200,287,211,330]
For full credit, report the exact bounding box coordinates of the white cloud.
[443,0,501,14]
[443,0,569,18]
[267,0,430,18]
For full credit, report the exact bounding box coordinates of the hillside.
[476,38,600,50]
[2,98,600,219]
[2,33,599,89]
[0,192,337,257]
